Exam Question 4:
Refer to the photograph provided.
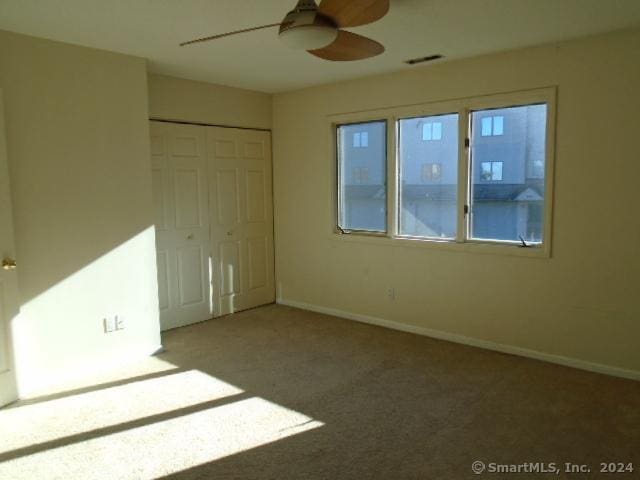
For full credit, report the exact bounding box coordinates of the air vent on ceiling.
[405,55,443,65]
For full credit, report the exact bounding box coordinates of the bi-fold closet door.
[150,121,275,331]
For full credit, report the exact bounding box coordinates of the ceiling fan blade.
[180,23,280,46]
[318,0,389,28]
[308,30,384,61]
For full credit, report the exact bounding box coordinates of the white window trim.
[335,119,389,235]
[329,87,557,258]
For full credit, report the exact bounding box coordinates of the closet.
[150,121,274,330]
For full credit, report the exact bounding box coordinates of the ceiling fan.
[180,0,390,61]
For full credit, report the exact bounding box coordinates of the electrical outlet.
[103,317,116,333]
[115,315,125,331]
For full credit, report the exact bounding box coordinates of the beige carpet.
[1,304,639,479]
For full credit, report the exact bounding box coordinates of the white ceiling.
[1,0,640,93]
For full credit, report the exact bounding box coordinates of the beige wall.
[0,30,161,394]
[273,28,640,376]
[148,74,272,130]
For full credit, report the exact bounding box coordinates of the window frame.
[422,121,443,141]
[481,115,505,136]
[329,87,556,258]
[335,118,389,236]
[422,162,443,182]
[398,111,460,241]
[480,161,504,182]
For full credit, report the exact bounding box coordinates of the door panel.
[215,140,237,158]
[0,91,19,406]
[150,122,211,331]
[151,168,167,230]
[246,170,266,223]
[174,169,202,228]
[208,128,275,316]
[156,250,170,311]
[219,241,241,297]
[177,246,205,306]
[244,141,264,159]
[172,136,200,157]
[216,170,240,226]
[247,237,268,290]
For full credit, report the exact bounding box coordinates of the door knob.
[2,258,17,270]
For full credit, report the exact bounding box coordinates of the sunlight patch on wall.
[12,227,161,395]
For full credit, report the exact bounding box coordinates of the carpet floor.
[1,304,639,479]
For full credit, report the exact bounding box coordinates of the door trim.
[0,88,20,407]
[149,118,271,133]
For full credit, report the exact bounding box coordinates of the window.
[470,104,548,244]
[353,167,370,183]
[480,161,503,181]
[333,88,554,252]
[527,159,545,179]
[338,121,386,232]
[422,163,442,182]
[422,122,443,141]
[353,131,369,148]
[481,116,504,136]
[399,113,458,239]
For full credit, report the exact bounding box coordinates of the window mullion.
[456,108,470,243]
[387,116,398,237]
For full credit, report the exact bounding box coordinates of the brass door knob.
[2,258,17,270]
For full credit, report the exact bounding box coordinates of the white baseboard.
[277,298,640,382]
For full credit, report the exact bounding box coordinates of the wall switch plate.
[115,315,125,331]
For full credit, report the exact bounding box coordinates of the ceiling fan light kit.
[181,0,390,62]
[278,7,338,50]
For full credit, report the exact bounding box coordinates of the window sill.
[330,232,551,258]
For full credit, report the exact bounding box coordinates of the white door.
[208,127,275,316]
[0,91,19,406]
[150,122,212,331]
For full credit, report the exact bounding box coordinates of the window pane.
[481,117,492,136]
[422,123,432,141]
[493,116,504,135]
[492,162,503,181]
[432,122,443,140]
[470,104,547,243]
[481,162,492,181]
[338,121,387,232]
[353,133,360,147]
[399,113,458,239]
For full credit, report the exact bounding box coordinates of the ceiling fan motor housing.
[279,0,338,50]
[180,0,388,62]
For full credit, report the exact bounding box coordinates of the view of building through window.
[336,102,548,243]
[480,161,503,181]
[470,104,547,243]
[422,122,443,141]
[481,115,504,136]
[399,113,459,239]
[338,121,386,232]
[352,131,369,148]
